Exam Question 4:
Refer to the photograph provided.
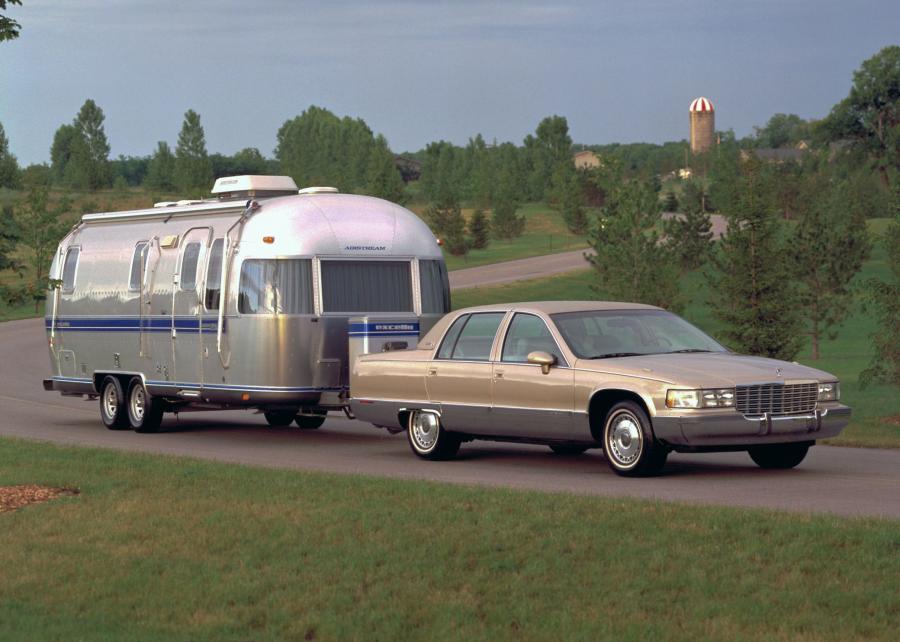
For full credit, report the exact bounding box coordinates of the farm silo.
[689,97,715,154]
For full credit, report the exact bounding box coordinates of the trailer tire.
[264,410,297,427]
[295,414,326,430]
[99,376,129,430]
[127,378,164,433]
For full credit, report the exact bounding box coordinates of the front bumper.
[652,403,851,450]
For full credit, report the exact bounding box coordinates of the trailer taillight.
[262,236,275,244]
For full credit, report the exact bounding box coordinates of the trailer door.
[171,228,211,387]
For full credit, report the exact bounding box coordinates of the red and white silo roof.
[689,97,714,112]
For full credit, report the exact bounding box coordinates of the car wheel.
[602,401,667,477]
[127,378,164,433]
[295,414,326,430]
[264,410,297,427]
[549,444,589,455]
[748,442,810,469]
[99,376,129,430]
[408,410,460,460]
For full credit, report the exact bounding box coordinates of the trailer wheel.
[99,376,129,430]
[295,414,326,430]
[127,378,163,433]
[264,410,297,427]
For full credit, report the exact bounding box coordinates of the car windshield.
[550,309,727,359]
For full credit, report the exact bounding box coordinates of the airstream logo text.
[344,245,386,251]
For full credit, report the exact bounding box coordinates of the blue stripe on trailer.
[45,317,220,333]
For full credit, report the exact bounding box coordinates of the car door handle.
[494,369,504,380]
[427,368,437,376]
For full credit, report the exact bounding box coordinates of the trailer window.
[128,241,149,291]
[180,242,201,291]
[321,260,413,313]
[420,259,450,314]
[61,247,79,292]
[238,259,313,315]
[204,239,224,310]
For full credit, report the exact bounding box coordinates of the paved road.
[448,214,726,290]
[2,317,898,519]
[449,249,593,290]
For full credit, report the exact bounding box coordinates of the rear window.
[439,312,505,361]
[420,259,450,314]
[238,259,314,315]
[321,260,413,313]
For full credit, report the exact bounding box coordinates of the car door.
[425,312,506,434]
[491,313,577,439]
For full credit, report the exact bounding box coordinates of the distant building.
[573,150,601,170]
[689,97,715,154]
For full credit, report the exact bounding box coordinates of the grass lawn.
[453,219,900,449]
[1,438,897,641]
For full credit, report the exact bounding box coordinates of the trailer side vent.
[298,187,339,195]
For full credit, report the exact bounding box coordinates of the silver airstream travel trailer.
[42,176,450,432]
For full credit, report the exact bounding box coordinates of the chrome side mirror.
[527,350,557,375]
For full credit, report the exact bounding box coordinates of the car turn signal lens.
[817,381,839,402]
[667,388,735,409]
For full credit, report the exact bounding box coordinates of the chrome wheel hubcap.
[607,412,643,466]
[103,384,118,418]
[131,386,145,421]
[411,412,439,451]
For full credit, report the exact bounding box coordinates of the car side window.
[501,313,565,364]
[446,312,505,361]
[437,315,469,359]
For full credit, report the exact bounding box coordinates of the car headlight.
[666,388,735,409]
[817,381,840,402]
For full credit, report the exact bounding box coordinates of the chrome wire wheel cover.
[606,410,643,468]
[411,411,439,452]
[102,383,118,419]
[130,385,145,422]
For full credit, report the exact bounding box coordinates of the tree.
[72,99,111,189]
[174,109,213,194]
[753,113,811,148]
[552,163,588,234]
[820,46,900,189]
[143,141,175,191]
[663,189,678,212]
[523,115,573,202]
[0,120,19,188]
[860,181,900,386]
[276,106,381,192]
[0,0,21,42]
[666,180,713,271]
[49,124,79,185]
[791,174,870,359]
[15,177,72,311]
[364,134,404,202]
[0,204,19,272]
[469,209,490,249]
[707,157,802,359]
[491,162,525,240]
[586,176,681,310]
[425,197,469,257]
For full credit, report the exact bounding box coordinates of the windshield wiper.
[666,349,713,354]
[587,352,644,359]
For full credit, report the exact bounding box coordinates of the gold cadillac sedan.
[350,302,851,476]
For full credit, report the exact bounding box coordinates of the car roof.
[455,300,663,315]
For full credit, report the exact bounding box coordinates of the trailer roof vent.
[298,186,339,195]
[211,175,299,200]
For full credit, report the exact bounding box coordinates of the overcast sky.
[2,0,898,165]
